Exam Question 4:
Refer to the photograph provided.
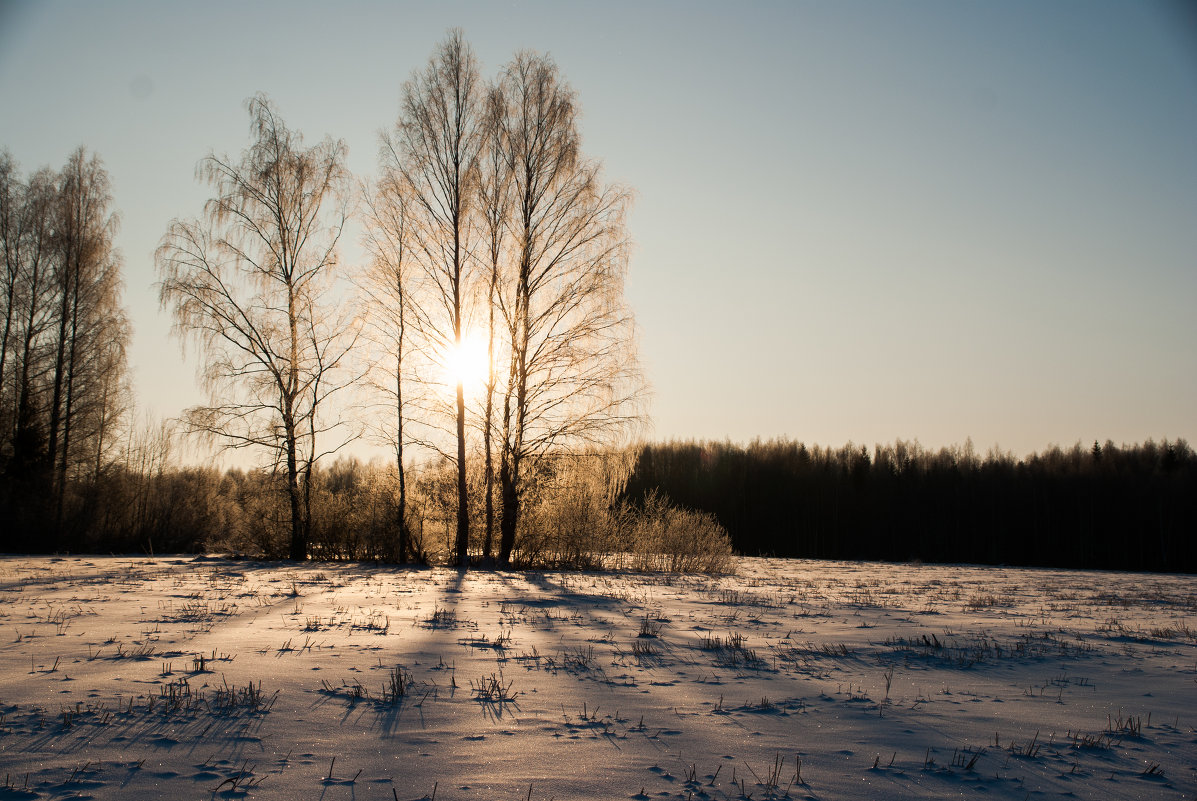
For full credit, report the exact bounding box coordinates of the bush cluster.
[0,448,734,574]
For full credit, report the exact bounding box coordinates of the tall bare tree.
[2,160,57,475]
[0,152,19,411]
[359,172,421,562]
[384,30,485,567]
[476,83,513,562]
[46,149,129,524]
[491,53,644,565]
[156,95,353,560]
[6,167,58,478]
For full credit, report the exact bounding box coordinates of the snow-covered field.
[0,556,1193,800]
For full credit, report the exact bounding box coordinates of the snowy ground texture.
[0,556,1194,801]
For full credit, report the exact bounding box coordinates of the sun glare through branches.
[439,330,490,403]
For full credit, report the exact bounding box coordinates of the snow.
[0,555,1193,800]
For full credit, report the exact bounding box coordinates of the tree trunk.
[14,241,45,473]
[93,378,109,481]
[455,378,469,565]
[395,355,409,563]
[47,264,71,497]
[0,159,20,410]
[54,263,82,535]
[0,271,14,403]
[286,269,306,561]
[483,273,496,562]
[453,206,470,568]
[285,414,304,561]
[498,225,532,566]
[498,450,520,565]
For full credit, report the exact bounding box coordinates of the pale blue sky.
[2,0,1194,459]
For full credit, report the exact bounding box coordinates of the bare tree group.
[0,148,130,544]
[363,31,644,567]
[3,34,650,565]
[152,32,643,563]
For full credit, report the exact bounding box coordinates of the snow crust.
[0,555,1193,799]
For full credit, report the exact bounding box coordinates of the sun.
[441,331,490,400]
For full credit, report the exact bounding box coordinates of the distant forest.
[623,438,1196,573]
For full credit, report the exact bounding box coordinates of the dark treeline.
[621,438,1197,573]
[4,426,1194,576]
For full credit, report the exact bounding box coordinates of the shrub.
[616,489,734,574]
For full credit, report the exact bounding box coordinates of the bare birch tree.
[0,152,19,412]
[383,30,485,567]
[6,168,62,479]
[491,53,644,566]
[476,83,513,561]
[156,95,353,560]
[359,172,422,562]
[47,149,129,524]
